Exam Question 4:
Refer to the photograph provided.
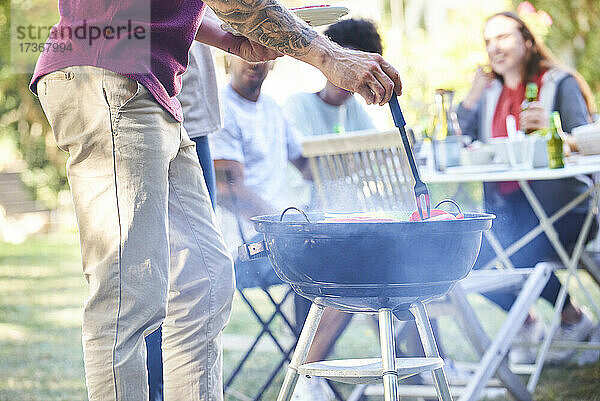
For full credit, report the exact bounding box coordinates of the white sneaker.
[291,376,335,401]
[509,318,545,365]
[547,308,595,363]
[577,325,600,366]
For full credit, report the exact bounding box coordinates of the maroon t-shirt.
[30,0,206,122]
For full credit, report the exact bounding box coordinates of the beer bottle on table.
[434,89,449,140]
[431,90,448,171]
[547,111,564,169]
[521,82,538,134]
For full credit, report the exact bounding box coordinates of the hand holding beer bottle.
[520,82,540,134]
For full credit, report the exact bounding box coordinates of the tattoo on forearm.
[208,0,317,57]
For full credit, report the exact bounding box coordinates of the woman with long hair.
[457,11,597,365]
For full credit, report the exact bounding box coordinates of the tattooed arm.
[199,0,402,105]
[205,0,316,58]
[195,7,283,62]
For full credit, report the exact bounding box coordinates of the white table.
[422,160,600,184]
[422,157,600,394]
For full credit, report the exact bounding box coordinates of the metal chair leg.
[277,303,325,401]
[448,282,534,401]
[411,302,453,401]
[378,309,399,401]
[225,287,296,400]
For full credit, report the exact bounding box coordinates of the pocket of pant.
[39,68,75,96]
[102,73,141,120]
[116,80,141,114]
[45,69,75,81]
[37,69,79,152]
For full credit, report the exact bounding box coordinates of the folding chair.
[224,283,298,401]
[302,129,552,401]
[304,129,415,213]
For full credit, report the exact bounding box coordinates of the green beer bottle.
[523,82,538,106]
[547,111,564,169]
[521,82,538,134]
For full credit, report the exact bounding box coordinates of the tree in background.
[375,0,512,136]
[520,0,600,113]
[377,0,599,134]
[0,0,67,208]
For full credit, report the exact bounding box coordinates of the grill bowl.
[251,212,494,312]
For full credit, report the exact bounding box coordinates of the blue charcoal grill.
[240,209,494,401]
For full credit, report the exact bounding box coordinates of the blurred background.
[2,0,599,240]
[1,1,600,400]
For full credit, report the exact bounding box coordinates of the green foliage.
[0,0,67,208]
[522,0,600,113]
[377,0,512,136]
[0,70,68,208]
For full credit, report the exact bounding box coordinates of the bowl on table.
[488,138,510,164]
[460,145,496,166]
[572,123,600,156]
[488,137,548,169]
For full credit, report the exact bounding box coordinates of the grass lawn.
[1,231,600,400]
[0,232,87,401]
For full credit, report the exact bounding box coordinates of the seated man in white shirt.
[284,18,382,136]
[210,56,348,401]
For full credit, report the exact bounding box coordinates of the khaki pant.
[38,66,235,401]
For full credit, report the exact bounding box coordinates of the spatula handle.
[388,94,423,184]
[388,93,406,128]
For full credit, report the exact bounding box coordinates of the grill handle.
[238,240,268,262]
[280,206,311,223]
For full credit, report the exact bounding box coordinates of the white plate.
[291,5,350,26]
[221,5,349,35]
[444,164,511,174]
[566,154,600,166]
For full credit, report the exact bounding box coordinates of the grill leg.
[277,303,325,401]
[378,309,399,401]
[411,302,453,401]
